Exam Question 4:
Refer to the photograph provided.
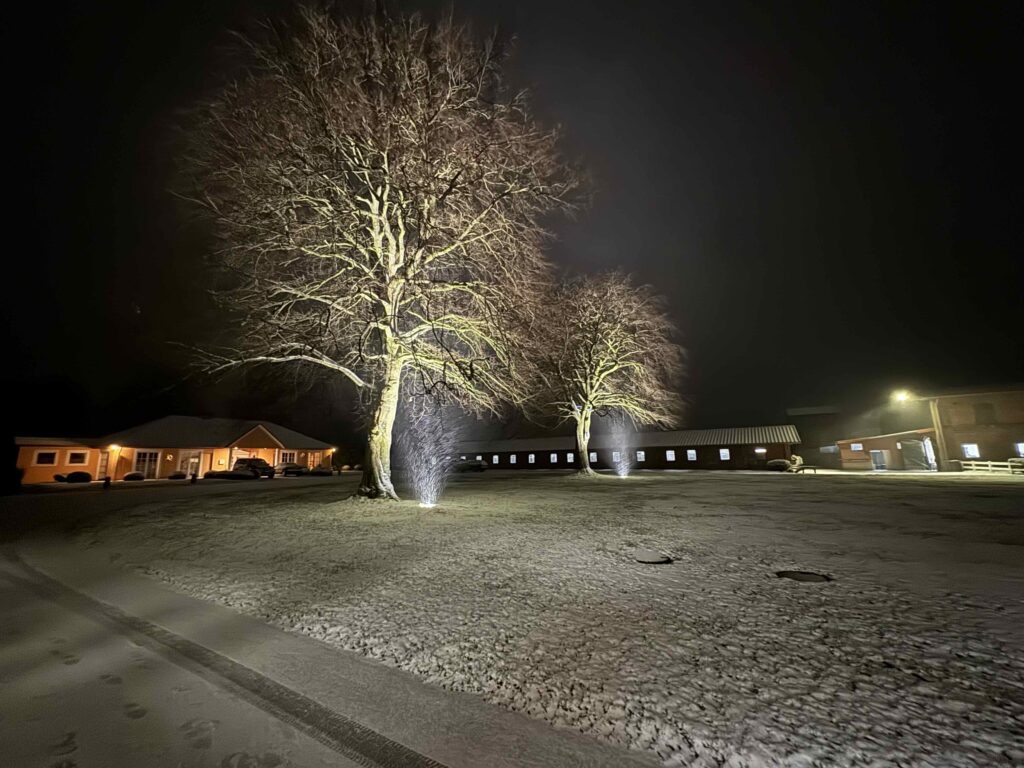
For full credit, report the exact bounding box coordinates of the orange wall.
[17,445,102,484]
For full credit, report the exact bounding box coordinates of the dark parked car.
[232,458,276,478]
[453,458,488,472]
[275,462,309,477]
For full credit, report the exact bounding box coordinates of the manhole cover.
[634,549,672,564]
[776,570,832,582]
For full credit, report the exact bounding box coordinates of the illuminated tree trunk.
[575,408,597,475]
[359,358,405,499]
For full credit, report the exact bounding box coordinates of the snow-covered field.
[73,471,1024,767]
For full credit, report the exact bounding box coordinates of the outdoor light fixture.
[892,389,912,403]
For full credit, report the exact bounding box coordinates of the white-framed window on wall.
[961,443,981,459]
[492,455,499,464]
[510,454,517,464]
[686,449,697,461]
[589,451,597,463]
[719,448,731,461]
[33,450,58,466]
[666,449,676,461]
[528,453,535,464]
[67,451,89,466]
[281,451,296,464]
[636,450,646,462]
[550,453,558,463]
[566,453,574,463]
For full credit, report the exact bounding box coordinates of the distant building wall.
[935,391,1024,462]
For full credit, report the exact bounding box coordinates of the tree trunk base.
[575,466,599,477]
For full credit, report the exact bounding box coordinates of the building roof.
[16,416,332,451]
[99,416,333,450]
[457,425,801,453]
[836,427,935,444]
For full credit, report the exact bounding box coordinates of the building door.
[869,449,889,470]
[178,451,203,476]
[902,440,930,470]
[134,451,159,479]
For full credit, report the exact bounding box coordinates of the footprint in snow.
[49,732,77,756]
[180,717,219,749]
[49,650,80,665]
[100,673,122,685]
[124,703,148,719]
[220,751,284,768]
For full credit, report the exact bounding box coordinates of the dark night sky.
[3,1,1022,446]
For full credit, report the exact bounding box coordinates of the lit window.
[589,451,597,463]
[850,443,863,452]
[754,447,767,455]
[612,451,621,463]
[281,451,296,464]
[550,453,558,463]
[719,448,731,461]
[34,451,57,466]
[895,442,902,450]
[460,455,466,460]
[510,454,517,464]
[686,449,696,461]
[67,451,89,465]
[666,449,676,461]
[476,455,482,461]
[492,455,499,464]
[528,453,535,464]
[636,450,645,462]
[1017,443,1024,457]
[961,443,981,459]
[567,452,574,462]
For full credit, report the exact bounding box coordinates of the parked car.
[275,462,310,477]
[453,458,488,472]
[232,458,276,478]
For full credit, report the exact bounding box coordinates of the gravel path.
[73,471,1024,767]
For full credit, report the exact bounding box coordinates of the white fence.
[960,460,1023,475]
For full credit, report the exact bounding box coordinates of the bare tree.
[528,272,684,474]
[180,6,578,498]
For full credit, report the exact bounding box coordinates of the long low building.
[15,415,335,484]
[456,425,801,471]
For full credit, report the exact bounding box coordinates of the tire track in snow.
[1,549,447,768]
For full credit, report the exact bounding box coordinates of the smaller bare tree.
[528,272,684,474]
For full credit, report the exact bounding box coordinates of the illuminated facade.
[15,415,333,484]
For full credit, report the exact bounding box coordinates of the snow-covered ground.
[71,471,1024,767]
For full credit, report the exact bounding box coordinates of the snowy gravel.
[74,471,1024,767]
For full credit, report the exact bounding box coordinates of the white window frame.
[528,453,535,464]
[1016,442,1024,458]
[719,448,731,461]
[66,450,90,466]
[33,449,59,466]
[492,455,499,464]
[281,450,296,464]
[566,452,574,463]
[476,455,483,461]
[636,450,646,462]
[754,447,767,455]
[850,443,864,452]
[612,451,621,463]
[550,453,558,463]
[510,454,517,464]
[589,451,597,463]
[961,443,981,459]
[686,449,697,461]
[666,449,676,461]
[460,455,466,460]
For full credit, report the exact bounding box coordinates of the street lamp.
[890,390,946,470]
